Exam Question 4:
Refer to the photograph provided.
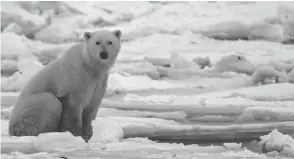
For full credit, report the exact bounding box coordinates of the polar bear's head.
[83,29,121,71]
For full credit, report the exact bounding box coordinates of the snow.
[34,23,80,43]
[1,1,294,159]
[260,129,294,153]
[108,73,182,91]
[223,142,242,150]
[1,131,86,154]
[248,23,284,42]
[90,117,124,144]
[201,20,251,40]
[33,132,87,152]
[3,23,22,34]
[1,33,33,57]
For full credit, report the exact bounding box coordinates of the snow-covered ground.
[1,1,294,159]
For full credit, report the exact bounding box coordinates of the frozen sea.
[1,1,294,159]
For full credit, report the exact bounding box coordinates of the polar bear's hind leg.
[9,93,62,136]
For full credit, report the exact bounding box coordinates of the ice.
[223,142,242,150]
[170,52,198,69]
[34,24,80,43]
[1,60,18,75]
[120,83,294,106]
[3,23,22,34]
[98,116,294,142]
[33,132,87,152]
[124,94,175,104]
[88,1,156,17]
[1,33,33,57]
[249,23,284,42]
[97,108,187,120]
[193,56,212,69]
[1,152,62,159]
[1,132,87,154]
[121,32,204,57]
[1,72,27,92]
[105,137,226,153]
[214,54,256,75]
[2,1,294,158]
[200,20,251,40]
[251,66,290,85]
[289,69,294,83]
[219,149,268,158]
[260,129,294,153]
[119,61,158,76]
[1,2,46,27]
[108,73,182,91]
[1,53,43,92]
[90,117,124,144]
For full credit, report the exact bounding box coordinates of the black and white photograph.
[1,1,294,158]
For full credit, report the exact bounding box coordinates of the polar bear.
[8,29,122,142]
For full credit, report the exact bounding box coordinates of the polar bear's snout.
[100,51,109,60]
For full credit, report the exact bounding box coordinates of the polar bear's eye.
[96,41,100,45]
[108,41,112,45]
[237,56,241,60]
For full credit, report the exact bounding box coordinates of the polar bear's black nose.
[100,52,108,60]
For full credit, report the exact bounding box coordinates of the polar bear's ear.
[84,32,92,41]
[113,30,121,39]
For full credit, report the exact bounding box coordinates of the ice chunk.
[266,151,279,157]
[214,54,256,75]
[276,3,294,22]
[270,61,294,73]
[1,72,26,92]
[1,136,37,154]
[1,52,44,92]
[35,24,80,43]
[289,68,294,83]
[2,124,87,154]
[2,152,61,159]
[201,20,251,40]
[98,108,187,121]
[108,73,178,91]
[32,1,84,16]
[251,65,289,85]
[17,53,43,75]
[120,62,160,80]
[1,60,18,76]
[33,132,87,152]
[193,56,212,69]
[106,137,226,153]
[249,23,284,42]
[1,33,32,57]
[220,149,267,158]
[35,47,65,65]
[259,129,294,153]
[124,94,175,104]
[123,94,146,102]
[91,1,155,17]
[90,117,124,144]
[1,1,46,26]
[3,23,22,34]
[144,57,171,67]
[170,52,197,69]
[223,142,242,150]
[1,108,12,120]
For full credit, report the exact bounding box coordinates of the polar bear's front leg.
[58,94,83,137]
[82,106,99,142]
[82,74,109,142]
